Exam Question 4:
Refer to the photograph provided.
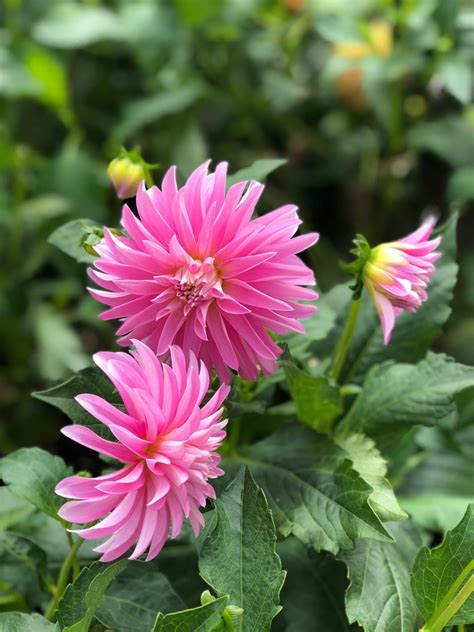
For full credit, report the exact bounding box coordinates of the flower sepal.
[346,233,371,299]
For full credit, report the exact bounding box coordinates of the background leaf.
[0,613,57,632]
[95,562,185,632]
[48,219,97,264]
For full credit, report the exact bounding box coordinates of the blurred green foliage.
[0,0,473,456]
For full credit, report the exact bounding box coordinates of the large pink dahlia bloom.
[89,161,319,381]
[362,216,441,344]
[56,341,229,562]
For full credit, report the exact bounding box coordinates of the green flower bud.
[107,147,157,199]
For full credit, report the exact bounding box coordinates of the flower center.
[173,256,220,312]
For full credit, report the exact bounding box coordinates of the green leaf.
[24,49,68,114]
[439,54,472,104]
[0,613,57,632]
[335,432,407,522]
[227,159,287,186]
[448,167,474,203]
[342,353,474,436]
[152,596,229,632]
[407,117,474,168]
[48,219,97,264]
[277,537,355,632]
[411,505,474,627]
[57,560,127,632]
[33,366,120,439]
[95,562,185,632]
[222,424,391,555]
[282,357,342,433]
[32,4,123,49]
[0,531,47,581]
[326,213,459,384]
[0,489,34,531]
[284,295,337,361]
[199,468,285,632]
[339,521,423,632]
[398,449,474,531]
[114,83,204,142]
[0,448,71,521]
[34,305,90,381]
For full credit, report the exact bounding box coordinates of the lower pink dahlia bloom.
[56,341,229,562]
[362,216,441,344]
[89,161,318,381]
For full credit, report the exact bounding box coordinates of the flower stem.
[45,535,83,621]
[330,297,361,382]
[421,575,474,632]
[66,530,81,580]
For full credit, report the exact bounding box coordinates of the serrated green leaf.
[227,159,287,186]
[48,219,97,264]
[222,424,391,556]
[95,562,185,632]
[33,366,120,439]
[339,521,423,632]
[411,504,474,627]
[0,613,57,632]
[315,214,459,384]
[0,448,71,521]
[282,356,342,433]
[336,432,407,521]
[57,560,127,632]
[152,596,229,632]
[277,537,356,632]
[199,468,285,632]
[342,353,474,435]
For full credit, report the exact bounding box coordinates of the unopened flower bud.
[107,147,157,200]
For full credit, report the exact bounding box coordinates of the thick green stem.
[421,575,474,632]
[330,298,361,382]
[66,530,81,580]
[45,536,83,621]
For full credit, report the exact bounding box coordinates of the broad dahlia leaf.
[220,424,391,554]
[342,353,474,436]
[335,432,407,522]
[152,596,229,632]
[411,504,474,628]
[199,467,286,632]
[95,563,185,632]
[0,447,71,521]
[48,218,98,264]
[339,521,423,632]
[277,537,354,632]
[282,354,342,433]
[33,366,121,439]
[57,559,127,632]
[0,613,56,632]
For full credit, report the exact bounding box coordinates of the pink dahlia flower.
[56,341,229,562]
[362,216,441,344]
[89,161,318,381]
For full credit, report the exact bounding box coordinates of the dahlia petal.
[61,425,135,463]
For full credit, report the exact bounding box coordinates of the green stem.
[457,625,464,632]
[222,608,236,632]
[66,530,81,580]
[330,298,361,382]
[421,575,474,632]
[45,536,83,621]
[226,417,241,454]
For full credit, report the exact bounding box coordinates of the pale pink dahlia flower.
[56,341,229,562]
[89,161,318,381]
[362,216,441,344]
